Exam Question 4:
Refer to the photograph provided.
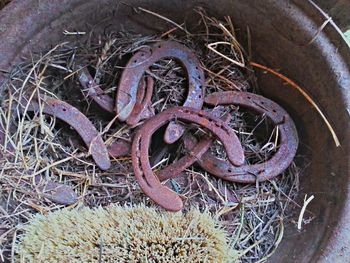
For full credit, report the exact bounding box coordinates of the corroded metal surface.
[184,91,299,183]
[116,41,205,143]
[0,0,349,261]
[24,98,111,171]
[157,136,212,181]
[126,76,155,126]
[156,107,231,181]
[38,180,78,205]
[78,67,115,113]
[108,139,131,158]
[131,106,244,211]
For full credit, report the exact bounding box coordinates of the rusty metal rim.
[261,1,350,261]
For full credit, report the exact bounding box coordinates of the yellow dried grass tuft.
[16,206,234,263]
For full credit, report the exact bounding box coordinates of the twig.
[250,61,341,147]
[137,7,191,35]
[207,41,245,68]
[305,17,332,46]
[63,30,86,35]
[297,194,314,230]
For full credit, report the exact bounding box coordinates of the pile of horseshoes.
[0,41,298,211]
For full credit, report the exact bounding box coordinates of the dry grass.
[0,7,310,263]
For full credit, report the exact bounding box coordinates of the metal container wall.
[0,0,349,262]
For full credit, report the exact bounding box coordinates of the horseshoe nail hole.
[247,96,251,100]
[158,45,161,48]
[62,108,67,112]
[141,53,144,57]
[51,104,55,107]
[198,75,201,79]
[272,109,277,113]
[261,101,265,104]
[195,66,199,70]
[134,60,138,63]
[227,169,232,173]
[198,95,202,99]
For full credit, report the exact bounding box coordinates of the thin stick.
[137,7,191,35]
[250,61,340,147]
[305,17,332,46]
[24,151,87,178]
[297,194,314,230]
[207,41,245,68]
[160,26,180,38]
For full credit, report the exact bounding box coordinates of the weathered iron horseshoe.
[116,41,205,144]
[184,91,299,183]
[78,67,152,120]
[78,67,115,113]
[156,107,232,181]
[126,76,155,126]
[108,139,131,158]
[131,106,245,211]
[23,98,111,170]
[156,136,212,181]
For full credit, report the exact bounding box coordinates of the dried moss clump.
[17,206,234,263]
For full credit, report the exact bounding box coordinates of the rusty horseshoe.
[108,139,131,158]
[116,41,205,144]
[131,106,245,211]
[184,91,299,183]
[23,97,111,170]
[156,107,232,181]
[78,67,153,120]
[126,76,155,126]
[78,67,115,113]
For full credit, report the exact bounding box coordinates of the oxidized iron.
[108,139,131,158]
[116,41,205,144]
[131,106,245,211]
[157,136,212,181]
[78,67,153,123]
[78,67,115,113]
[126,76,155,126]
[24,98,111,171]
[36,176,78,205]
[183,91,299,183]
[157,107,231,181]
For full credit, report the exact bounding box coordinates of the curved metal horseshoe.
[24,98,111,170]
[126,76,155,126]
[78,67,153,121]
[156,136,212,181]
[184,91,299,183]
[108,139,131,158]
[116,41,205,144]
[78,67,115,113]
[156,107,232,181]
[131,106,245,211]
